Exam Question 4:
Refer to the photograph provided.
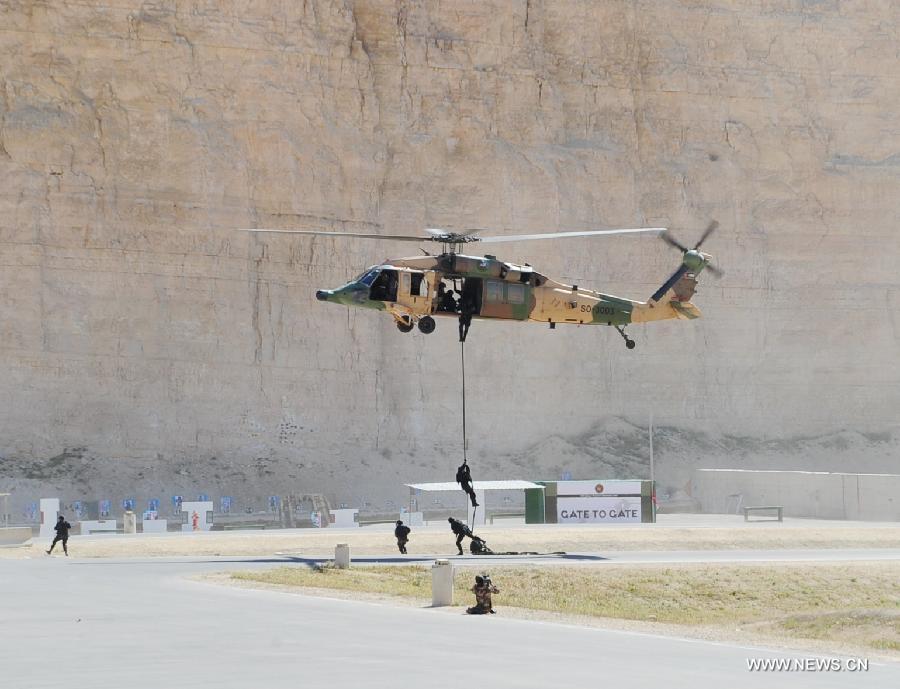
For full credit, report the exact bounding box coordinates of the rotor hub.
[683,250,707,272]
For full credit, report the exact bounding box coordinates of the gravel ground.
[4,519,900,559]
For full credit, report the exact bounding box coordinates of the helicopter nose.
[316,290,329,301]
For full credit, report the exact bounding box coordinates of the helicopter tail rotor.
[659,221,724,276]
[652,221,723,304]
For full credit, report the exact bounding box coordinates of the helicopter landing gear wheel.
[615,325,636,350]
[417,316,436,334]
[396,316,414,333]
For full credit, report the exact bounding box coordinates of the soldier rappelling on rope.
[456,461,478,507]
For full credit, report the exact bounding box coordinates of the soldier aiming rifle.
[466,574,500,614]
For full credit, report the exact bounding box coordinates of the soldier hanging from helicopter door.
[457,278,482,342]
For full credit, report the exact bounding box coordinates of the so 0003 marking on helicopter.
[242,223,722,348]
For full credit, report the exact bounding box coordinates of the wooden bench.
[743,506,783,522]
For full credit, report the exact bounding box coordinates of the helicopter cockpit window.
[369,269,398,302]
[355,269,380,287]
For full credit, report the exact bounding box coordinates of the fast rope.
[460,340,477,530]
[460,340,467,465]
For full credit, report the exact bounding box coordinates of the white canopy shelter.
[405,480,544,526]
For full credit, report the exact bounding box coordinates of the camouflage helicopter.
[243,223,721,348]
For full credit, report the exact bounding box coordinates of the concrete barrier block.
[431,559,454,607]
[142,519,168,533]
[80,520,118,535]
[0,527,32,546]
[335,543,350,569]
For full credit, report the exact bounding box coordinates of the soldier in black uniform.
[458,301,474,342]
[455,462,478,507]
[448,516,474,555]
[437,283,457,312]
[394,520,411,554]
[47,515,72,556]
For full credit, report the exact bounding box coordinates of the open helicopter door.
[396,270,434,313]
[459,278,483,316]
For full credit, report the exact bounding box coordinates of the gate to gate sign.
[535,479,655,524]
[558,496,642,523]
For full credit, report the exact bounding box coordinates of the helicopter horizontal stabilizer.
[671,302,703,319]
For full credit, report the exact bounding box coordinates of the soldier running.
[394,520,411,554]
[46,515,72,556]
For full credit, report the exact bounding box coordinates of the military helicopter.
[243,223,722,348]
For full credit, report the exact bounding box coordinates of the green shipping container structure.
[524,487,545,524]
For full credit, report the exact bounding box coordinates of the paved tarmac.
[1,555,898,688]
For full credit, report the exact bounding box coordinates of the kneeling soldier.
[466,574,500,614]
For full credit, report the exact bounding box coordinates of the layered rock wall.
[2,1,899,510]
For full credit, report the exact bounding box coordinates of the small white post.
[334,543,351,569]
[431,559,454,607]
[123,511,137,534]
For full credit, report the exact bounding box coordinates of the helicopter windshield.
[354,268,380,286]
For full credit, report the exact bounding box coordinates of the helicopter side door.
[395,270,434,314]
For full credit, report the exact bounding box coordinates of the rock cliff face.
[2,1,899,512]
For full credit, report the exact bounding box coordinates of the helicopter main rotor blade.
[705,263,725,278]
[661,232,690,253]
[476,228,666,243]
[240,229,430,242]
[694,220,719,249]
